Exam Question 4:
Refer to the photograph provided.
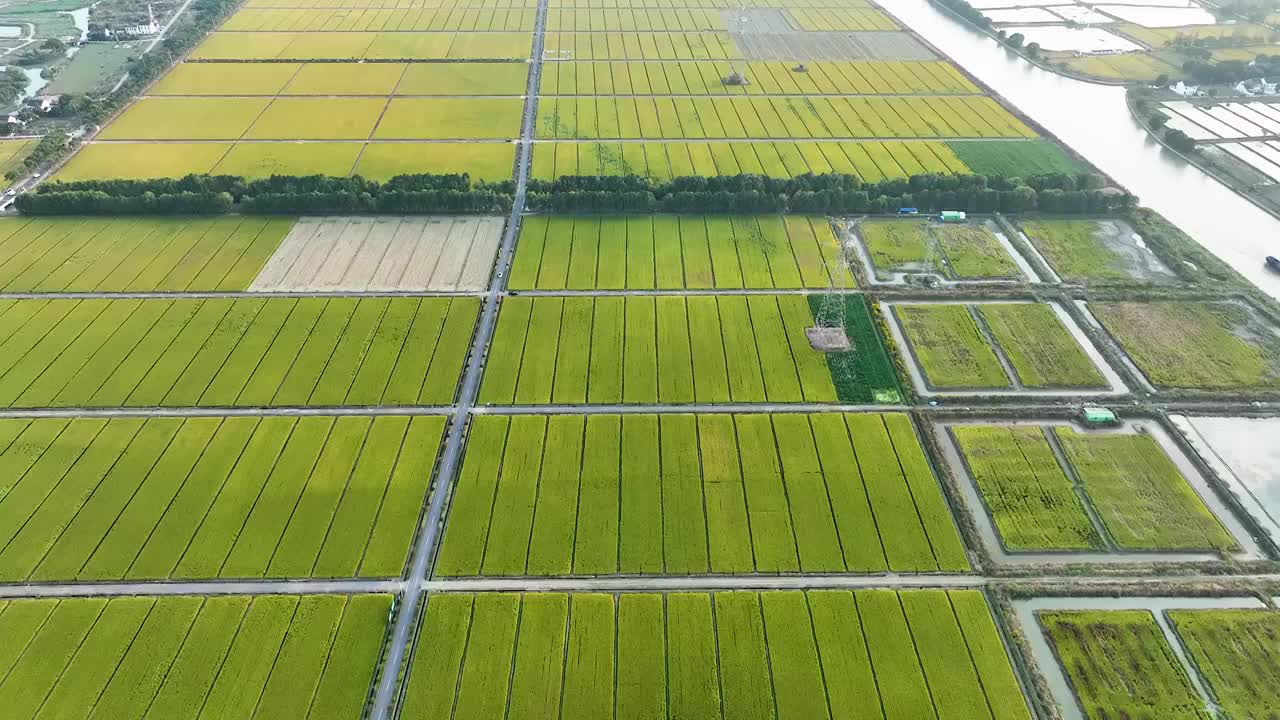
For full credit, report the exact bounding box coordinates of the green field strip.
[551,297,594,404]
[625,216,656,289]
[437,413,959,577]
[976,304,1106,389]
[807,591,882,720]
[515,297,565,404]
[762,591,833,719]
[251,595,345,718]
[567,215,600,290]
[562,594,616,717]
[652,216,684,288]
[599,217,629,289]
[900,591,993,720]
[453,593,520,719]
[732,217,774,289]
[480,415,546,576]
[719,296,767,402]
[1039,610,1204,719]
[714,592,776,720]
[575,415,621,575]
[885,415,970,572]
[809,295,903,404]
[661,415,710,575]
[897,304,1011,390]
[0,215,288,292]
[858,591,939,720]
[403,591,1020,720]
[847,415,941,572]
[508,216,546,289]
[699,414,754,574]
[620,415,663,574]
[667,593,722,719]
[527,416,584,576]
[587,296,625,403]
[538,217,573,289]
[0,597,107,718]
[655,296,694,402]
[810,415,889,572]
[0,416,442,582]
[748,296,804,403]
[773,414,845,572]
[85,596,203,719]
[436,417,511,577]
[508,594,570,717]
[401,595,474,719]
[1167,609,1280,720]
[686,296,730,403]
[0,297,474,408]
[0,298,481,409]
[623,297,659,403]
[680,216,714,288]
[1054,428,1235,551]
[735,414,798,573]
[145,596,250,719]
[704,217,744,288]
[948,591,1033,720]
[617,594,667,720]
[951,425,1102,552]
[28,596,152,720]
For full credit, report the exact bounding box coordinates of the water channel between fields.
[876,0,1280,301]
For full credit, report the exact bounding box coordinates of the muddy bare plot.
[249,216,504,292]
[731,31,935,60]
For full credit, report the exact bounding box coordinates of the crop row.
[542,30,739,60]
[61,140,516,182]
[222,7,537,31]
[402,590,1029,720]
[479,295,840,404]
[540,59,978,95]
[976,304,1107,389]
[0,415,444,581]
[0,594,389,720]
[530,139,969,181]
[1166,609,1280,719]
[951,425,1102,551]
[508,215,850,290]
[436,412,966,576]
[1055,427,1236,550]
[152,61,530,96]
[1089,301,1280,390]
[0,296,476,408]
[535,95,1036,140]
[1039,610,1209,720]
[191,30,533,60]
[101,96,523,141]
[544,7,895,31]
[0,216,288,293]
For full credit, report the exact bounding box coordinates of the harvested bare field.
[248,216,504,292]
[731,31,934,60]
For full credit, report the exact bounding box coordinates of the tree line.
[18,171,1134,216]
[526,172,1136,214]
[17,174,516,215]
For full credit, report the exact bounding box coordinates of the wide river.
[877,0,1280,299]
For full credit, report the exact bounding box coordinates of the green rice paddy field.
[951,424,1235,552]
[401,589,1031,720]
[0,217,289,293]
[480,294,889,404]
[0,594,390,720]
[436,413,967,576]
[0,297,477,408]
[509,214,852,289]
[894,303,1107,390]
[1040,609,1280,719]
[0,415,444,581]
